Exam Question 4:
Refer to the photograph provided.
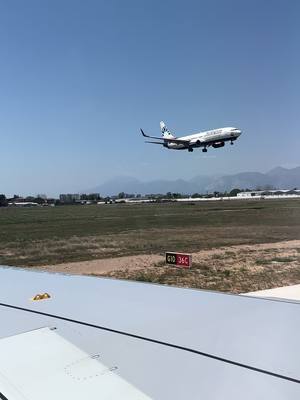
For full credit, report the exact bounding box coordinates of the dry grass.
[1,199,300,296]
[1,199,299,293]
[98,241,300,293]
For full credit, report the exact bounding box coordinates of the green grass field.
[0,200,300,266]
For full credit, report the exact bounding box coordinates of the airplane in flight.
[140,121,242,152]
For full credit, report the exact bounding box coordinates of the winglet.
[140,128,148,137]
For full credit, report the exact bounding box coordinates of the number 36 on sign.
[165,252,192,268]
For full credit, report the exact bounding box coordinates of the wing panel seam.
[0,301,298,385]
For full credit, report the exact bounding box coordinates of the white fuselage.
[166,127,242,150]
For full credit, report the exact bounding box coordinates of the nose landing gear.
[230,141,234,145]
[188,147,193,152]
[202,147,207,153]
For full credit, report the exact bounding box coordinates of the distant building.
[80,193,101,201]
[59,194,80,203]
[237,189,300,198]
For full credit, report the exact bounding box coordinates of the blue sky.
[0,0,299,196]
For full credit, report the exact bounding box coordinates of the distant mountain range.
[86,166,300,196]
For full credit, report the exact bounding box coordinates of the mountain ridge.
[85,167,300,196]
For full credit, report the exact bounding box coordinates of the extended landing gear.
[188,147,193,152]
[230,141,234,145]
[202,147,207,153]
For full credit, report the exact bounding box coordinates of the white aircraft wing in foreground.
[0,266,300,399]
[0,327,150,400]
[141,121,242,152]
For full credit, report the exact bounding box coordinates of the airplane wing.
[0,327,150,400]
[140,129,190,144]
[145,141,165,145]
[1,266,300,399]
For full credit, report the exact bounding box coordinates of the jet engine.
[212,142,225,148]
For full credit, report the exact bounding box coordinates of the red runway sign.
[165,252,192,268]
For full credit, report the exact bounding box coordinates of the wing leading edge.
[140,129,190,144]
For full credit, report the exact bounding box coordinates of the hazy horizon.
[2,164,299,198]
[1,1,299,197]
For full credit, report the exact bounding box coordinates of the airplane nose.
[235,130,242,135]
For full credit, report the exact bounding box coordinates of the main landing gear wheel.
[188,147,193,152]
[202,148,207,153]
[230,141,234,145]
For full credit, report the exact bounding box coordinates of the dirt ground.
[38,240,300,293]
[38,253,163,275]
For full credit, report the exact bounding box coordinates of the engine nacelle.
[212,142,225,148]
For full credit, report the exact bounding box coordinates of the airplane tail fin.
[160,121,175,139]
